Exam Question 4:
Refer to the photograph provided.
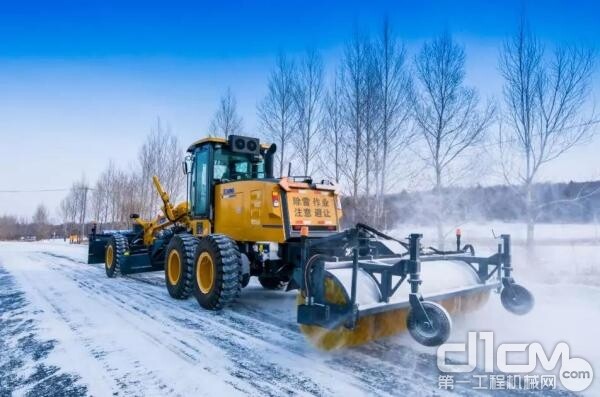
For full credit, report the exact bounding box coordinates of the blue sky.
[0,0,599,219]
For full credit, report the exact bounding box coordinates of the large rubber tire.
[164,234,199,300]
[192,234,242,310]
[501,284,534,315]
[406,301,452,347]
[258,276,287,290]
[105,234,128,278]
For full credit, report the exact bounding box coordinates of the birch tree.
[321,68,347,184]
[499,18,596,245]
[32,204,49,239]
[258,53,297,177]
[373,18,414,228]
[413,32,494,246]
[138,118,184,218]
[341,29,369,223]
[362,42,381,216]
[209,87,243,138]
[293,49,325,176]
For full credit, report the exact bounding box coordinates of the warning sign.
[286,189,337,227]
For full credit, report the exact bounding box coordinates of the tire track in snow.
[35,247,578,396]
[34,252,332,396]
[15,254,179,397]
[35,250,450,396]
[0,263,88,397]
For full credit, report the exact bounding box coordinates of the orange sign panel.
[286,189,338,227]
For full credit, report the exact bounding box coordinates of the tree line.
[2,15,595,246]
[209,16,597,245]
[56,118,185,235]
[385,180,600,227]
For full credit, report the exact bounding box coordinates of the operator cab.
[184,135,276,218]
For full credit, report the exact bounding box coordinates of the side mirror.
[182,160,189,175]
[130,213,140,219]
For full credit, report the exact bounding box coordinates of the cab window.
[213,147,264,181]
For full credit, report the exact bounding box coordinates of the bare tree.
[209,87,243,138]
[499,17,596,245]
[373,18,414,228]
[341,28,370,223]
[32,203,49,239]
[58,176,89,238]
[138,118,184,218]
[413,32,495,246]
[321,67,348,184]
[293,49,325,176]
[258,52,297,177]
[361,41,381,217]
[73,176,90,238]
[0,215,21,240]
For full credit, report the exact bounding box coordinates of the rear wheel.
[258,276,287,290]
[193,234,242,310]
[105,234,128,278]
[164,234,199,299]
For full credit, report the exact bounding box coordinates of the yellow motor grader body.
[89,134,534,349]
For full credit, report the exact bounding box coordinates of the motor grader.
[89,134,534,349]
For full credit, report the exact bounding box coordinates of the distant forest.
[341,180,600,228]
[1,180,599,241]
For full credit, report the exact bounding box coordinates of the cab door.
[191,147,210,217]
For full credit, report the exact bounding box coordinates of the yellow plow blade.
[298,265,491,351]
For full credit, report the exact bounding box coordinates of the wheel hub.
[197,252,214,294]
[105,245,114,269]
[167,250,181,285]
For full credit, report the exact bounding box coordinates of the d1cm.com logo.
[437,332,594,392]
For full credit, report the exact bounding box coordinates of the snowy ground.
[0,224,598,396]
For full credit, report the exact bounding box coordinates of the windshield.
[213,147,265,181]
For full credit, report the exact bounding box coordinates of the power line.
[0,188,73,193]
[0,187,97,194]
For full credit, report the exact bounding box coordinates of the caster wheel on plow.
[258,276,287,290]
[241,273,251,288]
[406,301,452,347]
[501,284,534,315]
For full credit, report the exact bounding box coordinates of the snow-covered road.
[0,238,597,396]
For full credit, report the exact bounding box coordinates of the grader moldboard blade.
[295,225,534,350]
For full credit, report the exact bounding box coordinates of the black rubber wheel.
[105,234,128,278]
[501,284,534,315]
[241,273,251,288]
[164,234,199,300]
[406,301,452,347]
[258,276,287,290]
[193,234,242,310]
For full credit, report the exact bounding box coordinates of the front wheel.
[193,234,242,310]
[406,301,452,347]
[501,284,534,315]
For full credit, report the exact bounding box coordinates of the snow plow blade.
[88,232,113,264]
[88,231,160,275]
[295,225,534,350]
